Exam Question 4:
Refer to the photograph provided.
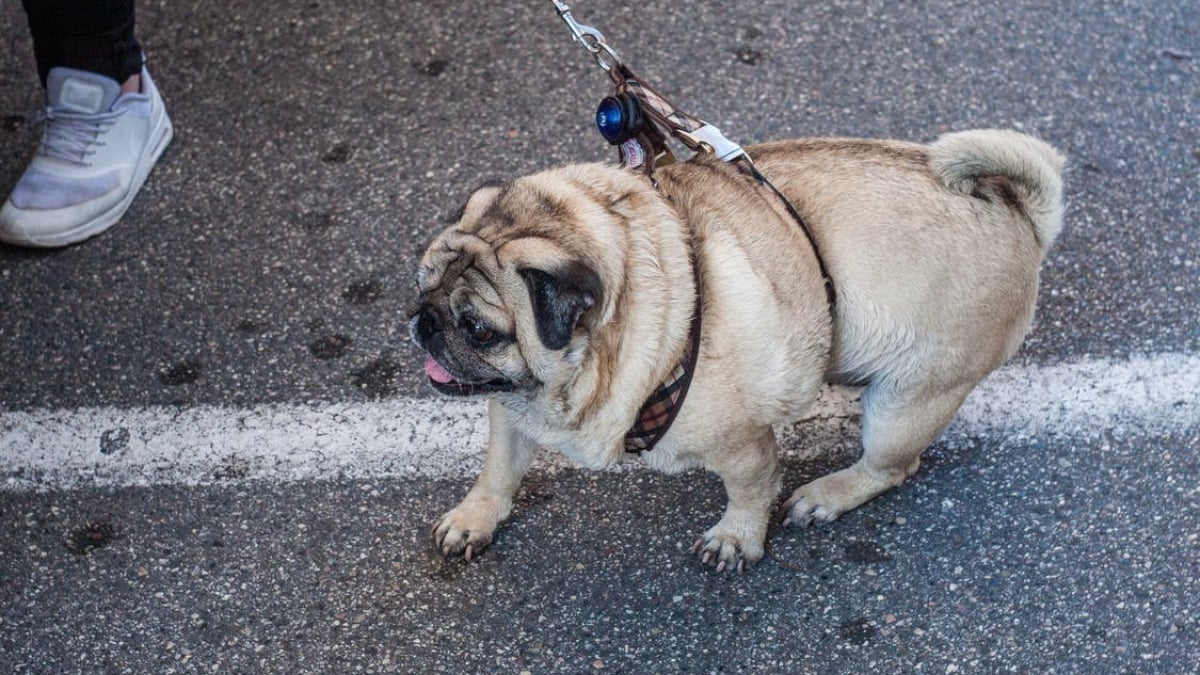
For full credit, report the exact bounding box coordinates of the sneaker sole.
[0,109,174,248]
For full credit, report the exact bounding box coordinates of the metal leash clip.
[551,0,622,72]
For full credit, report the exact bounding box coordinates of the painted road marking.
[2,353,1197,491]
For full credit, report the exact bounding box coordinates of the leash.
[550,0,836,309]
[551,1,835,454]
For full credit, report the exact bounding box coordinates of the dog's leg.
[694,427,782,572]
[783,379,977,526]
[433,399,536,560]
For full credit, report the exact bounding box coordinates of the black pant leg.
[21,0,142,87]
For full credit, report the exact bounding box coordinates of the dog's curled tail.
[930,129,1066,253]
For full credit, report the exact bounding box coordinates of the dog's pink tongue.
[424,356,456,384]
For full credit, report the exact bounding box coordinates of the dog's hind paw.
[780,491,843,528]
[781,461,913,527]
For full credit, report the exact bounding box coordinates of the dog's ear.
[519,263,602,350]
[445,179,509,224]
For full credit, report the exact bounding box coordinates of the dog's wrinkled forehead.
[416,240,509,320]
[418,234,497,292]
[418,182,509,293]
[419,176,583,293]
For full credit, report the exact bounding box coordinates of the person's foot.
[0,66,173,247]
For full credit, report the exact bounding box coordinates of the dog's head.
[411,166,649,399]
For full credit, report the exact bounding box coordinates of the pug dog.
[411,129,1064,572]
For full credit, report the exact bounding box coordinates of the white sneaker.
[0,66,173,247]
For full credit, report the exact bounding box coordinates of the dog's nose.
[412,305,442,345]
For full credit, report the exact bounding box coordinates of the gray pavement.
[1,0,1198,673]
[2,429,1198,673]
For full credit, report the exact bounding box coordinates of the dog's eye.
[460,317,499,347]
[471,326,496,344]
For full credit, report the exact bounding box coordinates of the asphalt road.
[1,0,1197,673]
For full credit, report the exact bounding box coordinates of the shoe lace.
[36,106,124,166]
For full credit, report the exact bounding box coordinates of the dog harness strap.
[741,161,838,310]
[624,262,703,455]
[614,65,703,137]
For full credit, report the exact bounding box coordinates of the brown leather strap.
[735,158,837,310]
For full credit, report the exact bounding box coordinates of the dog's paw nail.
[691,538,703,554]
[783,505,816,528]
[716,560,727,573]
[465,544,474,561]
[737,559,746,574]
[701,551,712,565]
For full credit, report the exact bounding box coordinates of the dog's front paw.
[691,516,767,574]
[431,495,509,561]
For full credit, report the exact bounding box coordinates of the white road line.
[2,353,1197,491]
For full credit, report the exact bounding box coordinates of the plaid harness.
[623,267,703,454]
